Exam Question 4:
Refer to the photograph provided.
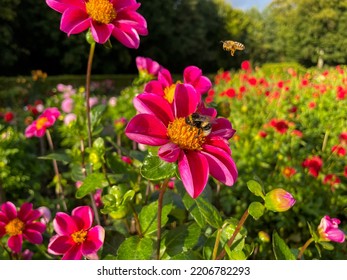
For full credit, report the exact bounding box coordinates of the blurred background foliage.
[2,0,347,76]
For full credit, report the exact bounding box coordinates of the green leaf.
[139,200,173,236]
[140,154,176,181]
[196,196,223,229]
[319,242,335,251]
[272,231,296,260]
[164,223,201,256]
[247,180,264,198]
[248,202,265,220]
[75,172,106,199]
[38,153,71,164]
[182,193,206,228]
[117,236,154,260]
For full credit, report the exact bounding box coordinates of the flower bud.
[258,231,270,243]
[264,188,296,212]
[317,215,345,243]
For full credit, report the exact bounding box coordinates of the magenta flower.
[136,56,162,78]
[25,107,61,138]
[0,201,46,253]
[144,66,212,102]
[48,206,105,260]
[125,83,237,198]
[46,0,148,47]
[317,215,345,243]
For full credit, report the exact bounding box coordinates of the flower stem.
[85,42,96,149]
[156,179,169,260]
[216,208,249,260]
[297,237,314,260]
[83,42,101,225]
[212,227,223,260]
[46,130,67,212]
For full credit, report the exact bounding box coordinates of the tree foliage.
[2,0,347,75]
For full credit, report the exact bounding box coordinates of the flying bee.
[221,40,245,56]
[185,112,213,137]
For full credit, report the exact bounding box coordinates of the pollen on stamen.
[5,218,25,236]
[71,230,88,244]
[86,0,117,24]
[167,117,206,151]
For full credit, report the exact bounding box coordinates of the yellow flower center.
[86,0,117,24]
[164,84,177,104]
[167,117,206,151]
[71,229,88,244]
[36,117,48,130]
[5,218,25,236]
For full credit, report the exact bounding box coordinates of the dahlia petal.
[158,143,181,163]
[327,229,346,243]
[62,244,83,260]
[46,0,85,13]
[202,145,238,186]
[125,114,169,146]
[144,80,165,96]
[111,25,140,49]
[1,202,17,220]
[71,206,93,230]
[205,136,231,154]
[184,66,212,94]
[17,202,33,221]
[53,212,78,235]
[24,123,36,138]
[133,94,174,125]
[81,226,105,255]
[8,235,22,253]
[158,68,173,88]
[22,209,41,223]
[116,11,148,35]
[60,8,90,36]
[90,22,113,44]
[113,0,140,11]
[35,128,47,138]
[26,222,46,233]
[0,224,6,236]
[184,66,202,84]
[48,235,74,255]
[23,229,43,244]
[211,118,236,139]
[178,151,209,198]
[173,84,200,118]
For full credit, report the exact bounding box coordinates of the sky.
[226,0,272,11]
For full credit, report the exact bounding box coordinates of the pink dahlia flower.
[46,0,148,47]
[0,202,46,253]
[136,56,162,78]
[318,215,345,243]
[144,66,212,100]
[125,83,237,198]
[48,206,105,260]
[25,107,60,138]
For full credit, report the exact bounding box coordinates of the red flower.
[269,119,289,134]
[125,84,237,198]
[339,132,347,145]
[3,112,14,123]
[331,145,346,157]
[282,167,296,178]
[241,60,251,72]
[302,156,323,177]
[0,202,46,253]
[48,206,105,260]
[323,174,341,187]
